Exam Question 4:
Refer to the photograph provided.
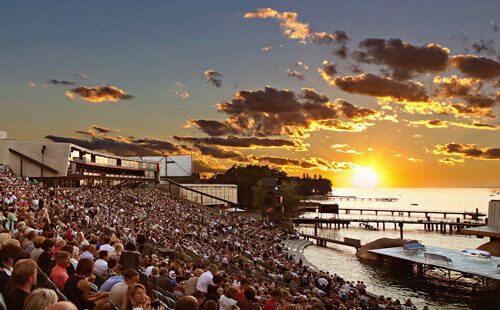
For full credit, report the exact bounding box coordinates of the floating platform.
[369,245,500,281]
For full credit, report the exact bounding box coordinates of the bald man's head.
[47,301,78,310]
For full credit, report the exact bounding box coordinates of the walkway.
[282,238,318,271]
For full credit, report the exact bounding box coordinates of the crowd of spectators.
[0,167,426,310]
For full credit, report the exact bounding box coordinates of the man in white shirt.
[196,264,217,293]
[94,250,109,278]
[99,236,115,256]
[109,269,140,310]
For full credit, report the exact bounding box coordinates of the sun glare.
[353,167,378,188]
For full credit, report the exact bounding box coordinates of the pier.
[299,232,362,249]
[327,195,399,202]
[292,216,486,235]
[369,246,500,287]
[337,207,486,220]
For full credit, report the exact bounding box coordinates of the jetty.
[327,195,399,202]
[369,245,500,287]
[299,232,362,249]
[293,216,485,235]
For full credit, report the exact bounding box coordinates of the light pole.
[41,145,46,186]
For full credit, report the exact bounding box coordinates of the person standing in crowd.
[119,243,140,271]
[6,258,38,310]
[184,268,203,296]
[196,264,217,293]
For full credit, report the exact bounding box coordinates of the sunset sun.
[353,167,379,188]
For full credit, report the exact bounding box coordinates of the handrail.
[160,178,237,207]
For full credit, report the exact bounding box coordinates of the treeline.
[196,164,332,211]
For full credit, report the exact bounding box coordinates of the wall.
[0,140,70,177]
[488,200,500,231]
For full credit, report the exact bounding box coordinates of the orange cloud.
[334,74,429,102]
[245,8,347,45]
[70,86,134,102]
[65,91,74,99]
[433,143,500,160]
[410,119,498,130]
[438,157,465,166]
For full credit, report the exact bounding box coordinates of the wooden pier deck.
[293,216,486,234]
[299,232,362,249]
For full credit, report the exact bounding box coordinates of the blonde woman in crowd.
[122,283,152,310]
[24,288,59,310]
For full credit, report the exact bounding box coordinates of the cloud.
[261,44,283,51]
[189,87,379,137]
[433,143,500,160]
[334,73,429,102]
[74,129,96,136]
[45,132,185,156]
[336,99,379,120]
[246,155,357,171]
[410,119,498,130]
[450,55,500,79]
[72,73,88,79]
[48,79,75,86]
[320,60,337,77]
[90,125,120,134]
[244,8,280,19]
[332,46,348,59]
[310,30,348,45]
[472,39,496,56]
[331,144,362,155]
[450,104,496,118]
[491,21,499,32]
[438,157,465,166]
[295,61,309,70]
[168,82,190,98]
[173,135,303,149]
[245,8,348,45]
[65,91,74,99]
[194,145,248,160]
[315,119,373,132]
[192,159,226,174]
[204,70,223,88]
[352,38,450,79]
[70,85,134,102]
[186,119,245,136]
[408,157,422,163]
[433,75,499,110]
[286,69,305,81]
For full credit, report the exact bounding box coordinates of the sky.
[1,0,499,187]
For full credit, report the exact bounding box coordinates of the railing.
[158,178,237,208]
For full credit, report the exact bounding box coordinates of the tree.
[282,180,300,217]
